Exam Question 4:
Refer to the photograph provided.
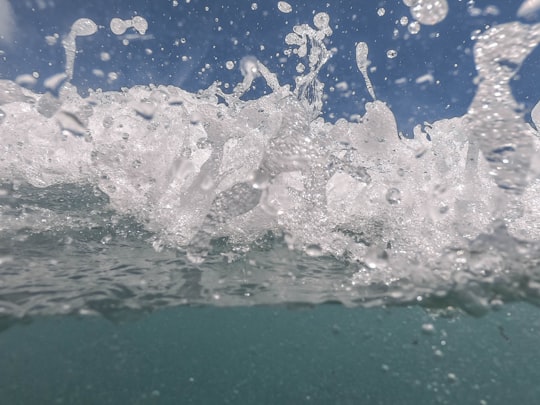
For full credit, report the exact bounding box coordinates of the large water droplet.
[132,16,149,35]
[277,1,292,14]
[410,0,449,26]
[71,18,98,37]
[110,18,128,35]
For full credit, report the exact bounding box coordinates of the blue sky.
[1,0,539,135]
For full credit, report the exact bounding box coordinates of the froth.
[1,11,540,315]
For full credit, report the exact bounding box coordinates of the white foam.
[1,12,540,314]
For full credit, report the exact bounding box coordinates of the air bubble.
[377,8,386,16]
[421,323,436,334]
[132,16,148,35]
[0,108,5,124]
[110,18,128,35]
[386,188,401,204]
[71,18,98,37]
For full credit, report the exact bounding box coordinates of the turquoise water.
[1,303,539,404]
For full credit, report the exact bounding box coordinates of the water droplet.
[386,188,401,204]
[408,21,421,34]
[240,56,259,78]
[110,18,128,35]
[410,0,449,26]
[132,16,148,35]
[386,49,398,59]
[277,1,292,14]
[313,12,330,30]
[71,18,98,37]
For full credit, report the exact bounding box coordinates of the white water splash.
[1,9,540,316]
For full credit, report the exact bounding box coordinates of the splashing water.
[1,5,540,319]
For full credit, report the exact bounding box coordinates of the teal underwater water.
[1,303,540,405]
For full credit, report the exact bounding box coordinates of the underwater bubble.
[0,108,5,124]
[421,323,436,335]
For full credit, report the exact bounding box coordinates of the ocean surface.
[2,0,540,403]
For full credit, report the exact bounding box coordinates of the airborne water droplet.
[110,18,128,35]
[277,1,292,14]
[408,21,421,34]
[386,49,398,59]
[410,0,449,26]
[132,16,149,35]
[71,18,98,37]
